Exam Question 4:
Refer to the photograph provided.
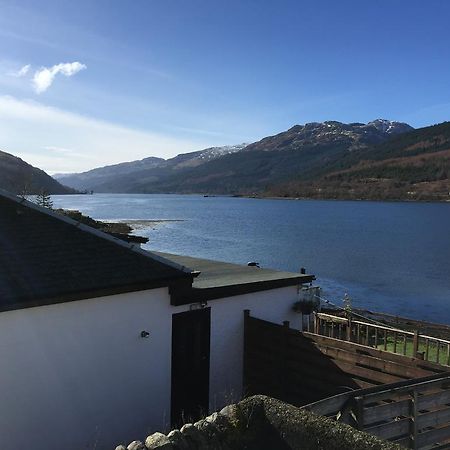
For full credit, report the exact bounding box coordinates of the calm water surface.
[52,194,450,324]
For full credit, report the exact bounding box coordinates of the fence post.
[346,316,352,341]
[409,389,418,450]
[413,330,419,358]
[354,396,364,430]
[313,312,319,335]
[447,343,450,366]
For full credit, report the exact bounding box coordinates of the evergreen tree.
[35,190,53,209]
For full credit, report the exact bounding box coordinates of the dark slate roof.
[0,190,193,312]
[153,252,315,305]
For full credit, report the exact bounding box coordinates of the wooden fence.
[314,312,450,366]
[304,373,450,449]
[243,311,445,407]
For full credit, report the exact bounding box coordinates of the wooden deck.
[314,312,450,366]
[243,311,445,406]
[243,310,450,448]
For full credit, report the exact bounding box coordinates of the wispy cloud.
[44,146,89,159]
[7,64,31,77]
[0,96,209,173]
[33,62,86,93]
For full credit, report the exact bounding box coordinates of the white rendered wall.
[0,284,299,450]
[0,288,182,450]
[207,285,300,411]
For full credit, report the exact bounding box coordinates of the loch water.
[52,194,450,324]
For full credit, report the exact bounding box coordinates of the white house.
[0,189,314,450]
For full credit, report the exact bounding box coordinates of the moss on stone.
[122,395,402,450]
[233,395,402,450]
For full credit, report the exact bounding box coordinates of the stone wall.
[115,395,401,450]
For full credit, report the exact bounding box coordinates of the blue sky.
[0,0,449,173]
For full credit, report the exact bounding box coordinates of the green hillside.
[267,122,450,201]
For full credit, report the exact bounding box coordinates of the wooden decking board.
[244,313,450,448]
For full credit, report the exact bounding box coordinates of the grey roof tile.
[0,191,192,311]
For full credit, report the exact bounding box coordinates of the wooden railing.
[314,312,450,366]
[244,311,450,448]
[304,372,450,449]
[243,311,445,407]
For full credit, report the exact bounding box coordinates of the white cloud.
[0,96,209,173]
[33,62,86,93]
[10,64,31,78]
[7,64,31,77]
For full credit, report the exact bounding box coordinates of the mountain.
[114,119,413,195]
[53,119,447,201]
[54,156,165,191]
[0,150,74,195]
[266,121,450,201]
[20,118,449,200]
[242,120,413,153]
[54,144,248,192]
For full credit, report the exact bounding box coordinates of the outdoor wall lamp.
[140,330,150,338]
[189,301,208,311]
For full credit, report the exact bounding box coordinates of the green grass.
[320,320,450,366]
[375,337,450,366]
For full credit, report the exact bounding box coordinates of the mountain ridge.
[266,121,450,201]
[30,118,450,201]
[54,144,248,192]
[110,119,416,195]
[55,120,413,194]
[242,119,412,154]
[0,149,74,195]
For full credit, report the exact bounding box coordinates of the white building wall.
[0,284,300,450]
[207,285,300,411]
[0,288,178,450]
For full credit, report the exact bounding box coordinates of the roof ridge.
[0,189,194,276]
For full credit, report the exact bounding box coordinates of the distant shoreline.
[228,193,450,204]
[56,192,450,204]
[250,194,450,204]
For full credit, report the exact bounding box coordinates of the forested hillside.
[267,122,450,201]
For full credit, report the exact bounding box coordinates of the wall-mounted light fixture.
[190,301,208,311]
[140,330,150,338]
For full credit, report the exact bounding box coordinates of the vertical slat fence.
[313,312,450,367]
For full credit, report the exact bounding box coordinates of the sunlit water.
[52,194,450,324]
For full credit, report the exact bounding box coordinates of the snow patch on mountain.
[366,119,412,135]
[196,143,249,160]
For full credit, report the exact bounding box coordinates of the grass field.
[374,336,450,366]
[318,315,450,366]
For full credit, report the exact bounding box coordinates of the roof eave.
[0,277,193,313]
[0,189,195,276]
[171,275,314,306]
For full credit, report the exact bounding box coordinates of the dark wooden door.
[171,308,211,426]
